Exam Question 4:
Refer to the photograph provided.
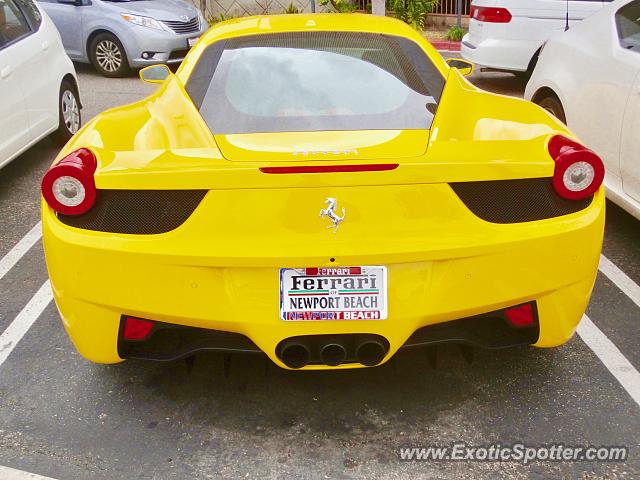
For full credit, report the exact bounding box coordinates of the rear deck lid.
[213,130,431,162]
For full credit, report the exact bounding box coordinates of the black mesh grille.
[57,190,207,234]
[118,318,262,362]
[450,178,592,224]
[404,302,540,349]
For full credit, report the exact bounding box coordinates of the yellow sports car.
[41,14,605,370]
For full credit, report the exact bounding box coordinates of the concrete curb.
[430,40,462,52]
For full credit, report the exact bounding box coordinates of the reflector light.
[547,135,604,200]
[122,317,154,340]
[470,6,512,23]
[505,303,535,327]
[41,148,98,215]
[259,164,398,174]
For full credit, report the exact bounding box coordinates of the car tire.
[51,81,81,146]
[90,33,130,78]
[536,94,566,124]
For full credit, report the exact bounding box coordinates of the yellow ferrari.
[41,14,605,370]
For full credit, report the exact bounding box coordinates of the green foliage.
[445,25,466,41]
[319,0,358,13]
[207,12,239,25]
[285,2,300,13]
[388,0,438,30]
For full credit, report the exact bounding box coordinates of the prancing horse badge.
[319,197,345,233]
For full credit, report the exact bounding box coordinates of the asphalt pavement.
[0,62,639,480]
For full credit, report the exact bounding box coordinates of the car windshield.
[616,0,640,50]
[185,32,445,134]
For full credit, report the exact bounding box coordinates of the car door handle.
[42,40,50,51]
[0,66,11,79]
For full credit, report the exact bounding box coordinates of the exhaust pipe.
[280,342,311,369]
[356,339,388,367]
[320,342,347,366]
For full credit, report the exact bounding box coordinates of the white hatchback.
[461,0,611,75]
[525,0,640,220]
[0,0,80,169]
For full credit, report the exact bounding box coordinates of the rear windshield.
[185,32,445,134]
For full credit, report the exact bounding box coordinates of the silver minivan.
[37,0,207,77]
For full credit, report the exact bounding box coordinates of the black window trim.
[16,0,43,32]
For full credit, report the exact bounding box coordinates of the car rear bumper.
[461,32,542,72]
[117,302,541,366]
[42,185,605,369]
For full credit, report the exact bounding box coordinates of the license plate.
[188,37,199,48]
[280,266,388,321]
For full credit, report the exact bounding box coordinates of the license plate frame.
[279,266,388,321]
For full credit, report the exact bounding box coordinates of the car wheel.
[51,81,81,146]
[90,33,130,78]
[536,94,566,124]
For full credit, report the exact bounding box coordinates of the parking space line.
[599,254,640,310]
[577,314,640,408]
[0,222,42,282]
[0,465,58,480]
[0,281,52,368]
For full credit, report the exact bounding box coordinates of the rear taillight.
[470,5,512,23]
[41,148,97,215]
[548,135,604,201]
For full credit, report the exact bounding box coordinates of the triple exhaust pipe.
[277,335,389,369]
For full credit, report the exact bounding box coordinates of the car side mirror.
[139,64,171,84]
[446,58,474,77]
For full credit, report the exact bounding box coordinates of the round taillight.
[42,148,97,215]
[548,135,604,200]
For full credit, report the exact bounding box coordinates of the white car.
[462,0,611,76]
[0,0,80,169]
[525,0,640,220]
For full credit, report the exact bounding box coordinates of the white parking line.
[0,281,52,367]
[577,314,640,408]
[0,465,57,480]
[599,254,640,310]
[0,222,42,282]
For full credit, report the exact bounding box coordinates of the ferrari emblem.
[319,197,345,233]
